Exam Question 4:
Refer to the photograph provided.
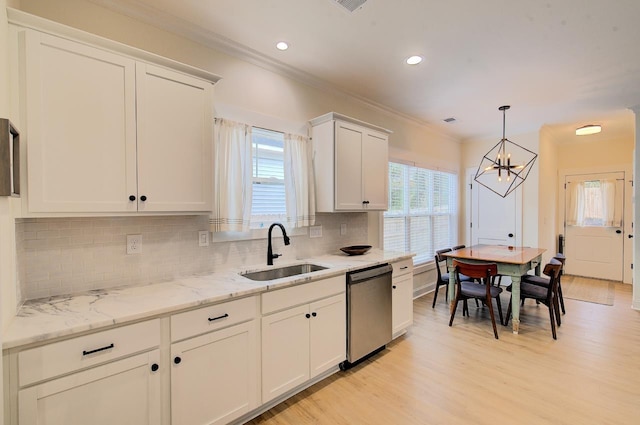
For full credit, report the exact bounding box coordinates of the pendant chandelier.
[474,105,537,198]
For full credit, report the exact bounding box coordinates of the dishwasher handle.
[347,264,393,284]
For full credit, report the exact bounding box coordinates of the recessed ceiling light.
[575,125,602,136]
[406,55,423,65]
[276,41,289,51]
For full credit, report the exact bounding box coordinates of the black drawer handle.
[140,195,147,202]
[129,195,136,201]
[82,343,114,356]
[208,313,229,322]
[400,266,408,270]
[174,356,182,364]
[312,312,317,317]
[151,363,159,372]
[305,313,311,319]
[393,285,397,289]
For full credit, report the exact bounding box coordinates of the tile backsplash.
[16,213,368,302]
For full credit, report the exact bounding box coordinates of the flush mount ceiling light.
[276,41,289,51]
[474,105,538,198]
[575,124,601,136]
[406,55,423,65]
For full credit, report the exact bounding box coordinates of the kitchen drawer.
[392,259,413,277]
[171,296,258,342]
[18,319,160,387]
[262,275,345,315]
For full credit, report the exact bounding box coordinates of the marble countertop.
[3,249,413,350]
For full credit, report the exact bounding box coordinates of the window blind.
[383,162,458,264]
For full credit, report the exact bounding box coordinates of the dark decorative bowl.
[340,245,372,256]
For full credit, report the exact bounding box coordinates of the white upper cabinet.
[136,64,213,212]
[24,31,138,213]
[311,112,390,212]
[21,29,216,214]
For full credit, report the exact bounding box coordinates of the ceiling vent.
[443,117,457,123]
[332,0,368,13]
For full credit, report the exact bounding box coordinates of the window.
[567,178,621,227]
[384,162,458,264]
[251,128,286,228]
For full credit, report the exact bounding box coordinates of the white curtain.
[283,133,315,228]
[211,119,253,232]
[567,179,620,227]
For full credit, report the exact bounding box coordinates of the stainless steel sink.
[240,263,328,281]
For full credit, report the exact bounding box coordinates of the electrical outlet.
[198,230,209,247]
[340,223,347,235]
[309,225,323,238]
[127,234,142,254]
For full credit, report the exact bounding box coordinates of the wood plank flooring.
[246,280,640,425]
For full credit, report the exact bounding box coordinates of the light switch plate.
[309,225,323,238]
[198,230,209,247]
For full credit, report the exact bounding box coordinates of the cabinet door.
[309,294,346,378]
[24,31,137,213]
[362,131,388,210]
[261,305,310,403]
[171,320,259,425]
[136,63,213,212]
[18,351,160,425]
[392,273,414,336]
[334,121,364,210]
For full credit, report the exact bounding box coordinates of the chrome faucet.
[267,223,291,265]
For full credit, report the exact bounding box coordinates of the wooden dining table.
[442,245,546,334]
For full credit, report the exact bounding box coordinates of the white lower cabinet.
[14,319,161,425]
[170,296,260,425]
[392,259,414,337]
[18,351,161,425]
[261,276,346,403]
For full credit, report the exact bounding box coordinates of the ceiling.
[93,0,639,142]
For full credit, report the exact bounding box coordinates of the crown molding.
[90,0,460,142]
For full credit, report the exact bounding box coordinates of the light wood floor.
[247,280,640,425]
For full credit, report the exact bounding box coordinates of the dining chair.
[448,260,503,339]
[433,248,473,308]
[519,253,566,323]
[451,244,465,250]
[505,259,563,339]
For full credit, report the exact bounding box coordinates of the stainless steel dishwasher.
[342,263,393,369]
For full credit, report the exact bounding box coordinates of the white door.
[261,304,310,403]
[309,294,345,378]
[136,63,213,212]
[25,31,137,213]
[469,168,522,246]
[362,131,389,210]
[564,172,624,281]
[171,321,258,425]
[335,121,364,210]
[18,351,160,425]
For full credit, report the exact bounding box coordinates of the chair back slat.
[542,259,563,302]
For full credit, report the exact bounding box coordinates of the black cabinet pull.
[311,312,317,317]
[82,343,114,356]
[129,195,136,201]
[174,356,182,364]
[400,266,408,270]
[393,285,397,289]
[616,229,622,234]
[140,195,147,202]
[208,313,229,322]
[151,363,159,372]
[508,233,514,238]
[305,313,311,319]
[629,234,634,239]
[362,200,370,204]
